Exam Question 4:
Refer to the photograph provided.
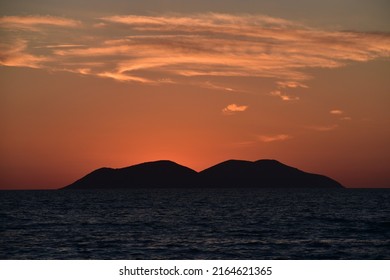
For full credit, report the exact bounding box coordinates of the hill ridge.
[62,159,344,189]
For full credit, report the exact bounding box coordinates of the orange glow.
[1,12,390,189]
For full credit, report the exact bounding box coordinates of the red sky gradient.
[1,1,389,189]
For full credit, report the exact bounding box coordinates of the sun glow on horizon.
[1,2,389,189]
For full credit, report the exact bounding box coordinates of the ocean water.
[1,188,389,259]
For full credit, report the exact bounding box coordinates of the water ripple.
[1,188,389,259]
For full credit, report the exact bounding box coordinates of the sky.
[0,0,389,189]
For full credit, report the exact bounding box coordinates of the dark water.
[1,188,389,259]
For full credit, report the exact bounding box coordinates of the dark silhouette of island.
[62,159,344,189]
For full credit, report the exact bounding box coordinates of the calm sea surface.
[1,188,389,259]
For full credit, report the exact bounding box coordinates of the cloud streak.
[269,90,300,101]
[258,134,292,143]
[306,124,339,132]
[330,109,344,115]
[0,15,80,29]
[1,13,390,93]
[222,104,248,115]
[0,39,47,68]
[329,109,352,121]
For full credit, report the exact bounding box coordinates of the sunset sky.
[1,0,389,189]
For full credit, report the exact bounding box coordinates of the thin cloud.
[97,72,151,83]
[99,13,298,34]
[53,45,133,57]
[0,15,80,29]
[270,90,299,101]
[222,104,248,115]
[330,109,344,115]
[1,13,389,94]
[43,44,86,49]
[202,81,236,92]
[277,81,308,89]
[0,40,47,68]
[329,109,352,121]
[306,124,339,131]
[258,134,292,142]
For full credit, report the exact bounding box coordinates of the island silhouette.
[63,159,344,189]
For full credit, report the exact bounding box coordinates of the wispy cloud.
[277,81,308,89]
[329,109,352,121]
[43,44,86,49]
[1,13,390,94]
[258,134,292,143]
[99,13,297,34]
[96,71,151,83]
[330,109,344,115]
[202,81,236,92]
[222,104,248,115]
[306,124,339,131]
[269,90,300,101]
[0,40,47,68]
[0,15,80,29]
[269,81,307,101]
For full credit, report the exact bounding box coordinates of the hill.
[62,159,344,189]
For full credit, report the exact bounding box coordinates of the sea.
[1,188,389,259]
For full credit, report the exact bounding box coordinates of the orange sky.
[1,1,390,189]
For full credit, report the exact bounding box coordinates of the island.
[62,159,344,189]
